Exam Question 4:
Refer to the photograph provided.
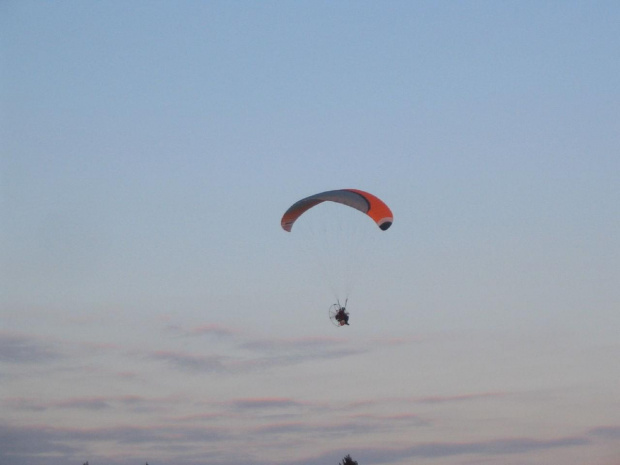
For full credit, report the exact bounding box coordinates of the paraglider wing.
[281,189,393,232]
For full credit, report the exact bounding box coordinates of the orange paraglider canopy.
[281,189,393,232]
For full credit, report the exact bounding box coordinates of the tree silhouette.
[339,454,358,465]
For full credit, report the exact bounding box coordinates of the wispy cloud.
[287,435,591,465]
[589,425,620,440]
[164,323,239,339]
[6,395,168,413]
[342,391,509,411]
[416,392,507,404]
[49,398,111,410]
[170,412,226,423]
[237,335,367,367]
[2,421,611,465]
[188,323,237,338]
[346,412,431,427]
[239,336,343,351]
[0,332,62,364]
[0,423,225,458]
[362,436,590,462]
[147,350,228,373]
[230,397,308,410]
[143,334,368,374]
[0,424,79,460]
[247,418,387,439]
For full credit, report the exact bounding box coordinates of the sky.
[1,1,619,464]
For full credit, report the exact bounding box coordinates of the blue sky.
[1,1,619,464]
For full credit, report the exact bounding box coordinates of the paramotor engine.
[328,300,349,326]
